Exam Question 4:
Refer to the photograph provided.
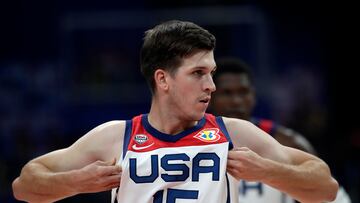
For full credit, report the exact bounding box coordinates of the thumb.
[110,158,117,165]
[104,158,117,166]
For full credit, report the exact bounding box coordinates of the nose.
[204,75,216,93]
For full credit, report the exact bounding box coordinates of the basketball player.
[12,20,338,203]
[211,57,351,203]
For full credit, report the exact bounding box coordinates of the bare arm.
[12,121,125,203]
[224,117,338,203]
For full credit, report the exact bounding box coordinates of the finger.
[228,150,247,160]
[100,174,121,188]
[98,181,121,192]
[112,165,122,174]
[231,147,250,151]
[227,159,241,169]
[226,167,240,180]
[104,182,121,191]
[99,165,122,176]
[227,151,237,159]
[102,174,121,184]
[106,182,120,190]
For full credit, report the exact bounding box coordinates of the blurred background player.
[210,57,351,203]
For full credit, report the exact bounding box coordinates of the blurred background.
[0,0,358,202]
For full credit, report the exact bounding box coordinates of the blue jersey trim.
[268,121,277,136]
[251,117,277,137]
[142,114,206,142]
[215,116,234,150]
[122,119,133,159]
[226,173,231,203]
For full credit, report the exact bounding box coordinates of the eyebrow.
[193,66,217,72]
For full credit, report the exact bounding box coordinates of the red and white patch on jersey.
[132,134,155,151]
[194,128,220,143]
[134,134,149,144]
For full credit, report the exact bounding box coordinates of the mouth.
[199,97,211,104]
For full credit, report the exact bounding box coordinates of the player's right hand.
[73,158,122,193]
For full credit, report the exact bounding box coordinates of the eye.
[193,70,203,76]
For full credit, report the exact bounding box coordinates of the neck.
[148,97,198,135]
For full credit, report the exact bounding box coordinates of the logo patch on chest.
[194,128,220,142]
[134,134,149,144]
[132,134,154,151]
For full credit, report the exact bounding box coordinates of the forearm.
[12,162,78,203]
[263,158,338,203]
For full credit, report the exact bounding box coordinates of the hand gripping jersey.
[112,114,233,203]
[229,118,294,203]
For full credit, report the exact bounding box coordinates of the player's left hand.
[227,147,268,181]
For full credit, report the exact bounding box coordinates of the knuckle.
[94,167,104,176]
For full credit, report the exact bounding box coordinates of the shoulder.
[72,120,127,161]
[88,120,126,136]
[221,116,259,147]
[86,120,127,148]
[222,116,255,133]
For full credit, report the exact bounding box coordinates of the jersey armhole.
[268,122,277,136]
[215,116,234,150]
[122,119,133,159]
[251,118,277,137]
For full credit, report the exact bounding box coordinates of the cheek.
[182,82,199,95]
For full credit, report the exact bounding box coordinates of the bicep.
[31,147,90,172]
[252,132,320,166]
[31,120,125,172]
[281,145,321,165]
[225,117,291,163]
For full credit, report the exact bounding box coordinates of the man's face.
[166,50,217,121]
[211,73,256,120]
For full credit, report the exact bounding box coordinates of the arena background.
[0,1,358,202]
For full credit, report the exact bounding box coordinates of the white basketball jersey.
[230,118,294,203]
[112,114,234,203]
[228,175,294,203]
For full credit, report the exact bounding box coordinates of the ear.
[154,69,169,91]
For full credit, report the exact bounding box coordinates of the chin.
[189,111,206,121]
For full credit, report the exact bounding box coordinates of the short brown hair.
[140,20,216,94]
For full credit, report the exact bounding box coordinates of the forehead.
[178,50,216,71]
[216,73,252,88]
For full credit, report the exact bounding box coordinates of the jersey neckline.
[141,114,206,142]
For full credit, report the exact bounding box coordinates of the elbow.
[12,177,47,203]
[318,161,339,202]
[305,163,340,202]
[12,178,24,201]
[326,178,339,202]
[299,178,338,203]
